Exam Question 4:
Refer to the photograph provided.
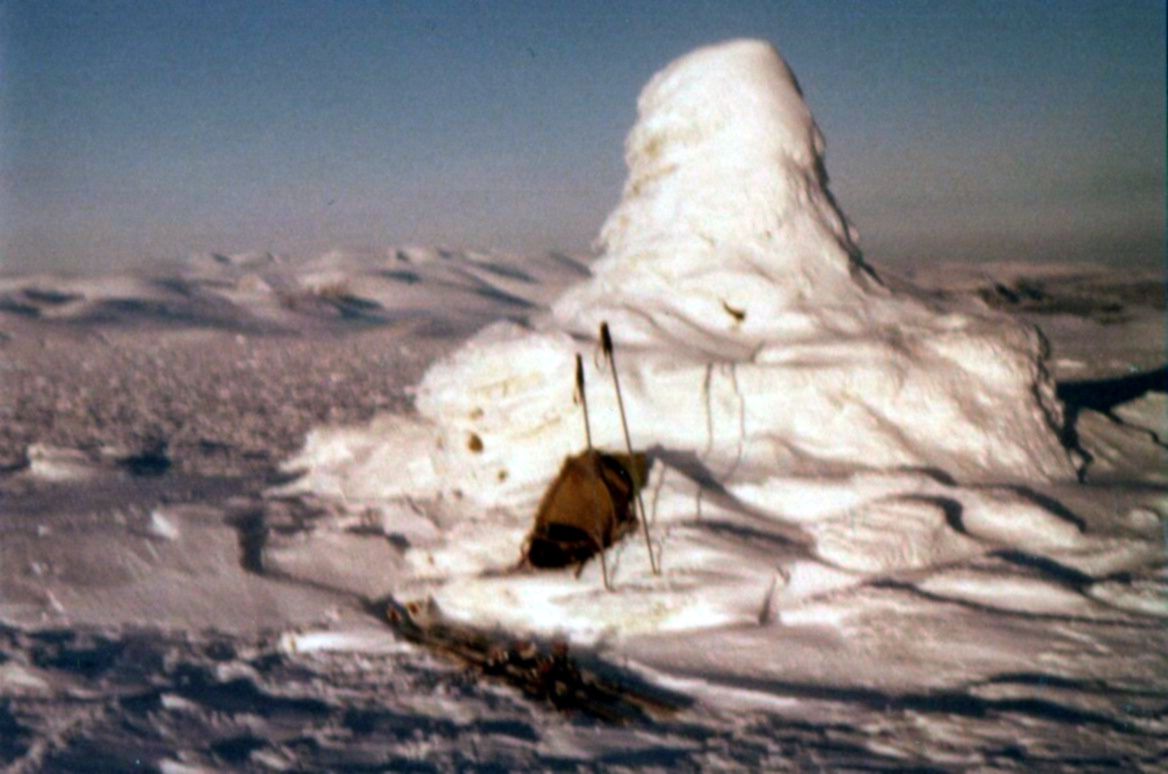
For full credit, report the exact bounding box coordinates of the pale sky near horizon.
[1,0,1164,273]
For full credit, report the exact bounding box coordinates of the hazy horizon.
[2,0,1164,273]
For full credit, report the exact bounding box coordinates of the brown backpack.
[522,450,647,572]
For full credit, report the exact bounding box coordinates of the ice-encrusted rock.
[555,38,882,350]
[288,39,1074,516]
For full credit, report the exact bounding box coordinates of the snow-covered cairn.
[291,39,1074,513]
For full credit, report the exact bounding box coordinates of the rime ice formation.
[553,38,882,349]
[278,41,1084,643]
[289,38,1073,520]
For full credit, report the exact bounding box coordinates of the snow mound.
[284,39,1082,639]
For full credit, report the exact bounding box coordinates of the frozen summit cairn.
[554,38,882,350]
[288,39,1075,518]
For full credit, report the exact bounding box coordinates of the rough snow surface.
[2,246,1165,768]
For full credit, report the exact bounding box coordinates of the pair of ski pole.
[575,322,660,577]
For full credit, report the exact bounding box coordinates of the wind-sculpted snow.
[0,245,590,335]
[285,39,1085,641]
[556,39,881,344]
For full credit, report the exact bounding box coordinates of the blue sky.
[1,0,1164,272]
